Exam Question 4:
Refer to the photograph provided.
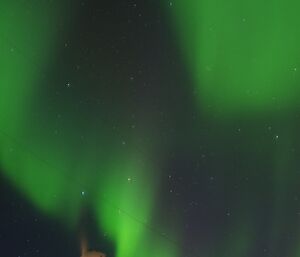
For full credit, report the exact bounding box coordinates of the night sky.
[1,1,300,257]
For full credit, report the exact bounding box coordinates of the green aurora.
[0,1,176,257]
[169,0,300,116]
[1,1,300,257]
[168,2,300,254]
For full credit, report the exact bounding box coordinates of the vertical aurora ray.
[169,0,300,115]
[0,0,101,227]
[0,0,72,215]
[94,143,180,257]
[0,1,46,133]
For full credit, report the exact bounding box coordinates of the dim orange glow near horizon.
[80,236,106,257]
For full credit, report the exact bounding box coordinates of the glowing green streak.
[0,0,80,222]
[1,137,62,214]
[0,2,38,133]
[95,154,158,257]
[0,135,85,226]
[170,1,300,115]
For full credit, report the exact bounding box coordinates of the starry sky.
[1,1,300,257]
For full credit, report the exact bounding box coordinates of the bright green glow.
[0,0,87,228]
[0,0,76,220]
[1,136,65,214]
[170,1,300,115]
[1,2,39,133]
[0,135,85,226]
[95,154,159,257]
